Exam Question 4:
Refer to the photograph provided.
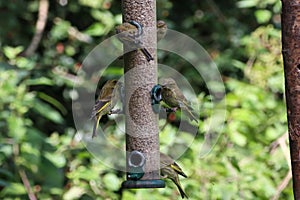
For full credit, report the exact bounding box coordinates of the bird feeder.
[120,0,165,189]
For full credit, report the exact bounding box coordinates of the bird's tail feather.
[92,115,102,138]
[183,108,198,123]
[173,179,189,199]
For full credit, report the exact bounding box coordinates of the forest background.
[0,0,289,199]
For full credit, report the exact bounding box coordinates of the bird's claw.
[161,175,168,179]
[165,107,177,113]
[109,109,123,115]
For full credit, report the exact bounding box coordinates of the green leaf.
[0,183,26,196]
[228,125,247,146]
[7,115,26,140]
[265,127,282,141]
[15,57,35,70]
[0,168,14,179]
[255,10,272,24]
[103,173,121,191]
[63,186,85,200]
[84,23,105,36]
[37,92,67,115]
[102,66,123,76]
[25,77,53,86]
[33,100,64,124]
[44,151,66,168]
[0,180,8,187]
[51,19,71,40]
[65,45,76,56]
[49,187,64,196]
[237,0,259,8]
[79,0,103,8]
[3,46,23,59]
[39,155,64,187]
[67,166,98,181]
[0,145,13,158]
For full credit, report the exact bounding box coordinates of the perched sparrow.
[116,21,154,62]
[157,20,167,42]
[160,152,189,199]
[159,78,198,122]
[90,79,122,138]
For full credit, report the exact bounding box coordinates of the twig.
[22,0,49,57]
[278,132,291,168]
[270,132,290,167]
[244,55,256,79]
[269,132,288,157]
[270,170,292,200]
[13,144,37,200]
[68,26,93,43]
[205,0,226,22]
[18,169,37,200]
[270,132,292,200]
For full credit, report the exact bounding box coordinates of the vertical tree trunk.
[122,0,160,180]
[281,0,300,198]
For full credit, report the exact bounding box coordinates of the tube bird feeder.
[120,0,165,189]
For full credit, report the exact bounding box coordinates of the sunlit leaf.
[51,19,71,40]
[84,23,106,36]
[103,173,121,191]
[37,92,67,115]
[255,10,272,24]
[63,186,85,200]
[33,100,64,124]
[237,0,259,8]
[0,183,26,196]
[44,151,66,168]
[79,0,103,8]
[3,46,23,60]
[25,77,53,86]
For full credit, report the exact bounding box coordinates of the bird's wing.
[167,86,187,106]
[175,88,188,102]
[90,99,111,119]
[173,88,196,112]
[171,162,187,178]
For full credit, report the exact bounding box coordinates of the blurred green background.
[0,0,289,199]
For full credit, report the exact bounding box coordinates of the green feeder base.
[121,179,165,189]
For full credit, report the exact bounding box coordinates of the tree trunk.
[281,0,300,198]
[122,0,160,181]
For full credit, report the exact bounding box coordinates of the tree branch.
[281,0,300,197]
[22,0,49,57]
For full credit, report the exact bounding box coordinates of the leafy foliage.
[0,0,290,199]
